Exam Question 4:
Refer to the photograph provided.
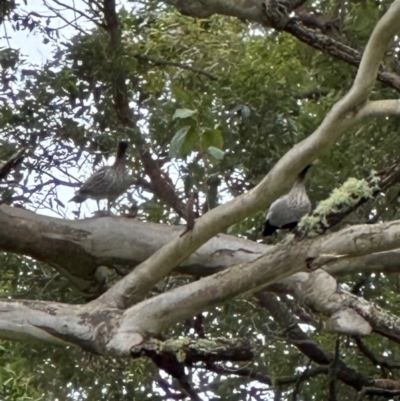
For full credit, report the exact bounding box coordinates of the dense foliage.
[1,0,400,400]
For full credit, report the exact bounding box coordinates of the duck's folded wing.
[78,167,110,197]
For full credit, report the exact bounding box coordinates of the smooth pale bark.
[358,99,400,118]
[2,219,400,355]
[2,205,399,271]
[326,250,400,276]
[109,220,400,354]
[4,204,400,295]
[289,270,400,341]
[162,0,263,21]
[0,299,122,353]
[0,204,267,292]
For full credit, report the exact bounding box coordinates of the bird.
[262,165,312,236]
[70,141,131,212]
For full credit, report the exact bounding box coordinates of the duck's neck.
[291,177,305,191]
[114,151,126,167]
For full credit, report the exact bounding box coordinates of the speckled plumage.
[70,141,131,210]
[263,165,312,236]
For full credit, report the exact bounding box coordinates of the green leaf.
[202,128,223,150]
[169,126,191,158]
[208,146,224,161]
[180,128,198,156]
[172,108,197,120]
[171,84,191,104]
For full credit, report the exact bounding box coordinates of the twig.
[204,361,272,385]
[292,359,311,400]
[51,0,106,28]
[356,387,400,400]
[328,337,339,401]
[0,147,26,181]
[135,54,217,81]
[354,336,400,371]
[256,292,372,390]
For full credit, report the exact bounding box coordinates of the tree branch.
[0,147,26,181]
[3,219,400,357]
[96,2,400,310]
[101,0,189,220]
[354,336,400,370]
[0,204,267,293]
[4,201,400,296]
[203,361,273,385]
[135,54,217,81]
[106,219,400,353]
[256,292,372,390]
[357,99,400,118]
[163,0,400,93]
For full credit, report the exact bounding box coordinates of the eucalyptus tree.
[1,0,400,400]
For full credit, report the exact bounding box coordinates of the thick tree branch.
[357,99,400,118]
[162,0,262,21]
[106,219,400,353]
[0,299,121,354]
[4,201,400,296]
[0,204,267,293]
[163,0,400,93]
[96,2,400,310]
[256,292,372,390]
[283,269,400,344]
[3,219,400,356]
[130,337,254,363]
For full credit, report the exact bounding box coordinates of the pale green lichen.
[297,174,380,237]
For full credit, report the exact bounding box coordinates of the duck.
[70,141,131,211]
[263,165,312,236]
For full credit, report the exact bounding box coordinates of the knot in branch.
[262,0,290,30]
